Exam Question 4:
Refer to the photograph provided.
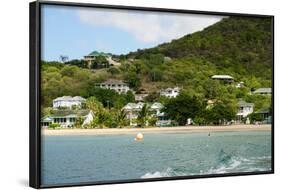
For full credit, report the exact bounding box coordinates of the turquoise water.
[41,131,272,186]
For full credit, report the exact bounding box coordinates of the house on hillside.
[122,102,171,126]
[53,96,86,109]
[236,81,244,88]
[135,93,149,102]
[84,51,113,68]
[254,108,272,124]
[122,102,144,126]
[253,88,271,95]
[211,75,234,83]
[160,87,180,98]
[95,79,130,94]
[236,100,254,123]
[41,109,94,128]
[150,102,172,126]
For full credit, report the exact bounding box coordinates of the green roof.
[88,51,111,57]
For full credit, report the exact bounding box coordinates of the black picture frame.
[29,1,274,188]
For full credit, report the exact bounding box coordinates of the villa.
[150,102,172,126]
[122,102,144,125]
[53,96,86,109]
[84,51,111,67]
[211,75,234,83]
[122,102,171,126]
[95,79,130,94]
[84,51,120,68]
[253,88,272,95]
[41,109,94,128]
[236,100,254,123]
[160,87,180,98]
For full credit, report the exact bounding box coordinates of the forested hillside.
[127,16,272,80]
[41,16,272,121]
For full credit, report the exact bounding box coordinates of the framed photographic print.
[30,1,274,188]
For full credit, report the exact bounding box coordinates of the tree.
[60,65,79,77]
[137,104,150,127]
[107,67,120,75]
[125,91,135,103]
[86,88,119,108]
[91,55,109,69]
[74,117,84,128]
[145,91,159,102]
[149,69,163,82]
[65,59,88,68]
[124,72,141,89]
[248,112,263,123]
[116,109,129,128]
[85,96,104,114]
[163,93,204,126]
[205,103,236,125]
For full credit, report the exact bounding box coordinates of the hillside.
[127,16,272,79]
[41,16,272,112]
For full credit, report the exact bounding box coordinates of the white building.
[236,100,254,123]
[84,51,111,67]
[236,81,244,88]
[41,110,94,128]
[53,96,86,109]
[253,88,271,95]
[211,75,234,83]
[96,80,130,94]
[134,94,148,102]
[122,102,171,126]
[160,87,180,98]
[122,102,144,125]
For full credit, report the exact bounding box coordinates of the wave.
[141,168,174,178]
[203,149,271,174]
[141,150,271,178]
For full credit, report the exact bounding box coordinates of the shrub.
[49,123,60,129]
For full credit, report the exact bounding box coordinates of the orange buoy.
[135,133,144,141]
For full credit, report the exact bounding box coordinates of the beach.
[42,124,271,136]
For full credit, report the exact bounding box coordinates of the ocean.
[41,131,272,186]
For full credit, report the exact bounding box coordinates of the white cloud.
[77,8,224,44]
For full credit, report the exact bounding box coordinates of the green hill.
[127,16,272,80]
[41,16,272,112]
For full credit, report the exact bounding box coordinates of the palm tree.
[137,104,150,128]
[117,109,128,128]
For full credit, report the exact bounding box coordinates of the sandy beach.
[42,124,271,136]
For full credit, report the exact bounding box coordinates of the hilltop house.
[253,88,271,95]
[41,109,94,128]
[160,87,180,98]
[236,100,254,123]
[84,51,111,67]
[211,75,234,83]
[84,51,120,68]
[122,102,171,126]
[53,96,86,109]
[95,79,130,94]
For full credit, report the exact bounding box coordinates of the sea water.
[41,131,271,186]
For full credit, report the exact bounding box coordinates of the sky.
[41,5,224,61]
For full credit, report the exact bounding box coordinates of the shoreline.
[42,124,271,136]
